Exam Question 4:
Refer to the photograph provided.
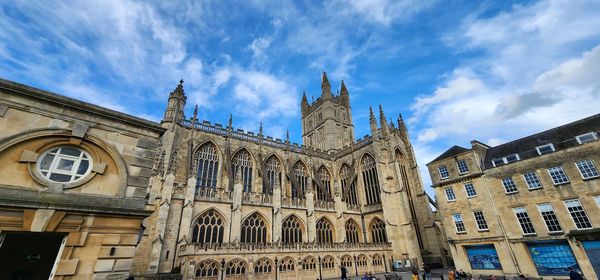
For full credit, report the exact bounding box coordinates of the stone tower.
[162,79,187,122]
[301,72,355,152]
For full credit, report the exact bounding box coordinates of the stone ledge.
[0,185,152,217]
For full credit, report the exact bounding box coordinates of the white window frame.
[536,144,555,155]
[439,165,450,180]
[452,213,466,233]
[473,210,489,231]
[547,166,570,185]
[445,187,456,202]
[457,159,469,175]
[464,183,477,198]
[502,177,519,194]
[36,146,93,183]
[504,153,520,163]
[513,207,536,235]
[564,199,593,229]
[576,159,600,180]
[537,203,563,233]
[523,171,543,190]
[576,132,598,144]
[491,158,505,167]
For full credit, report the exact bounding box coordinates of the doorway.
[0,232,66,280]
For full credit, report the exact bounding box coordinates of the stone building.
[427,114,600,279]
[131,73,449,279]
[0,78,165,279]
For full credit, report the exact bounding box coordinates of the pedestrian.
[362,272,370,280]
[457,268,467,279]
[341,266,348,280]
[489,274,497,280]
[448,268,456,280]
[423,263,432,280]
[568,267,584,280]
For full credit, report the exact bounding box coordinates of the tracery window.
[264,155,281,195]
[316,217,334,244]
[254,258,273,274]
[302,256,317,270]
[241,213,267,244]
[192,210,224,245]
[341,255,353,268]
[357,255,368,267]
[37,146,92,183]
[372,254,383,266]
[292,161,309,199]
[316,166,332,201]
[194,143,219,190]
[225,259,246,276]
[232,149,253,192]
[340,164,358,206]
[282,215,303,244]
[278,257,295,272]
[322,256,335,269]
[196,259,219,277]
[361,155,381,205]
[370,218,388,243]
[345,219,360,243]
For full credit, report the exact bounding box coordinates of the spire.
[228,114,233,129]
[390,118,396,129]
[163,79,187,122]
[171,79,186,98]
[321,72,332,99]
[379,105,389,138]
[398,113,408,139]
[369,106,378,138]
[192,104,198,123]
[285,129,290,143]
[340,80,350,106]
[301,91,309,115]
[259,122,263,137]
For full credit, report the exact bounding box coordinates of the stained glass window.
[527,241,579,276]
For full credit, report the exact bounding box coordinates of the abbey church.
[0,74,448,279]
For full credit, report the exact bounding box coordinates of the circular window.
[36,146,93,183]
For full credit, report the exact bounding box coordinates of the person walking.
[423,264,432,280]
[568,267,584,280]
[341,266,348,280]
[448,268,456,280]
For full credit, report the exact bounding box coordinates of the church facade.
[131,73,449,279]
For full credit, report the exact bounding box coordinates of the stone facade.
[131,74,449,279]
[0,78,165,279]
[427,114,600,279]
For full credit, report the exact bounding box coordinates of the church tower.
[301,72,355,152]
[162,79,187,123]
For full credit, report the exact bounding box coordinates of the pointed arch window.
[192,210,224,245]
[316,218,334,244]
[264,156,281,195]
[371,218,388,243]
[282,215,303,244]
[322,256,335,269]
[232,149,253,192]
[194,143,219,190]
[396,150,411,194]
[340,164,358,206]
[345,220,360,243]
[357,255,368,267]
[292,161,309,199]
[362,155,381,205]
[278,257,295,272]
[341,255,353,268]
[241,213,267,244]
[372,254,383,266]
[316,166,332,201]
[196,259,219,277]
[254,258,273,274]
[302,256,317,270]
[225,259,246,276]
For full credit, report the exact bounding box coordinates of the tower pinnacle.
[321,72,332,99]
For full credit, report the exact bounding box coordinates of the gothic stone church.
[131,73,449,279]
[0,73,448,280]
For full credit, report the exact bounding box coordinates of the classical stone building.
[0,78,165,279]
[427,114,600,279]
[131,73,449,279]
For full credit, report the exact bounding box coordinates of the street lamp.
[383,255,388,273]
[274,257,279,280]
[318,256,323,280]
[353,255,358,276]
[220,258,226,280]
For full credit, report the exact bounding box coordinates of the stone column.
[333,180,345,242]
[272,178,282,243]
[306,181,316,242]
[147,173,175,273]
[230,169,243,243]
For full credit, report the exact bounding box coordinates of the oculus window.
[37,146,92,183]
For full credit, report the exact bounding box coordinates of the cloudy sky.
[2,0,600,196]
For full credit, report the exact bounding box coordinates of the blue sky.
[2,0,600,195]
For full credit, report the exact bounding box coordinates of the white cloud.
[340,0,436,26]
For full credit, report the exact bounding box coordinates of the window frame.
[523,171,543,190]
[502,177,519,194]
[536,144,555,155]
[438,165,450,180]
[547,166,570,185]
[36,146,93,184]
[564,199,593,230]
[445,187,456,202]
[575,159,600,180]
[464,182,477,198]
[504,153,520,163]
[513,207,536,235]
[473,210,489,231]
[576,132,598,144]
[536,203,563,233]
[452,213,466,233]
[457,159,469,175]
